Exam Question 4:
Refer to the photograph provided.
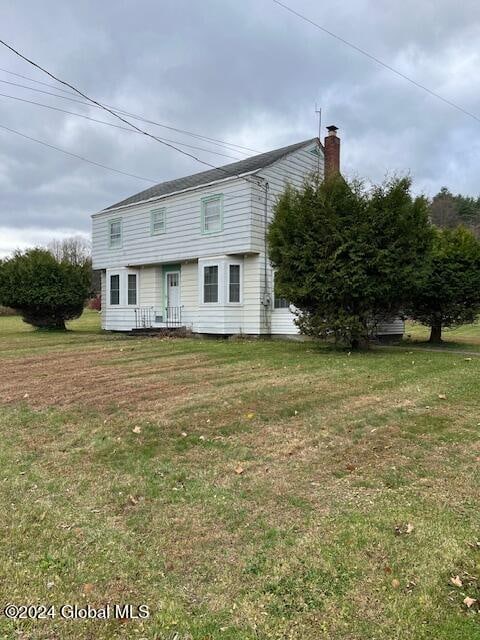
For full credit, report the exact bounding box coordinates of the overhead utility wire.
[0,67,259,154]
[0,91,242,160]
[0,75,244,155]
[272,0,480,125]
[0,40,264,186]
[0,122,156,182]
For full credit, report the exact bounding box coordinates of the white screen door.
[166,272,180,308]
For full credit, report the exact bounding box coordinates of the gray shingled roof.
[103,138,317,211]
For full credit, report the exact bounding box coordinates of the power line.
[0,39,264,186]
[0,67,259,154]
[272,0,480,125]
[0,40,225,169]
[0,66,75,95]
[0,122,156,182]
[0,91,242,160]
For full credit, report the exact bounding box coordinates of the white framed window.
[228,264,241,303]
[127,273,137,305]
[108,218,122,248]
[201,195,223,234]
[273,273,289,309]
[110,274,120,305]
[151,208,166,235]
[203,265,219,303]
[274,295,290,309]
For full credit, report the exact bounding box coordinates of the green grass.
[404,320,480,351]
[0,311,479,639]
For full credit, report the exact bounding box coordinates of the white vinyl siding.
[108,219,122,248]
[150,208,166,235]
[203,265,219,303]
[92,179,251,270]
[201,195,223,234]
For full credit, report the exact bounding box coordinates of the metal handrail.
[165,306,182,327]
[134,306,153,329]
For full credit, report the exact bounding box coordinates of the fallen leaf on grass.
[234,465,245,475]
[405,580,416,593]
[391,579,400,589]
[463,596,477,608]
[394,522,414,535]
[246,412,255,420]
[128,495,139,506]
[451,575,463,587]
[438,394,447,400]
[132,426,141,434]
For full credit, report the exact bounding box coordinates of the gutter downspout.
[260,179,271,335]
[264,180,270,305]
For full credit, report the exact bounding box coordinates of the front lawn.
[405,320,480,351]
[0,311,479,639]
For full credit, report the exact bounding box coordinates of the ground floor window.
[228,264,241,303]
[110,274,120,305]
[127,273,137,305]
[273,277,290,309]
[274,295,289,309]
[203,265,218,303]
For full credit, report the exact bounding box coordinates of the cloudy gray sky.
[1,0,480,256]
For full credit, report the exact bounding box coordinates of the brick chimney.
[324,125,340,180]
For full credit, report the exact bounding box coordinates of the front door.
[166,271,180,309]
[166,271,180,326]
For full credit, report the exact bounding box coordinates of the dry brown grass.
[0,313,479,639]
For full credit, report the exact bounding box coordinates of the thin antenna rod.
[315,103,322,176]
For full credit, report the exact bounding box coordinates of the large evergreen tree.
[0,249,91,330]
[405,226,480,343]
[268,176,432,348]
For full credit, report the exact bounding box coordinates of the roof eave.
[91,169,261,218]
[91,137,321,218]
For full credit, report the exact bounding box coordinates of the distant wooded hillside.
[430,187,480,236]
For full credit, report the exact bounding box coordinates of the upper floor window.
[228,264,241,303]
[201,195,223,234]
[203,265,219,303]
[127,274,137,305]
[109,218,122,248]
[151,208,166,235]
[110,274,120,305]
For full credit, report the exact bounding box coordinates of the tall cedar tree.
[0,248,91,329]
[268,176,432,347]
[405,226,480,342]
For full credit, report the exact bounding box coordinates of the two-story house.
[91,127,404,338]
